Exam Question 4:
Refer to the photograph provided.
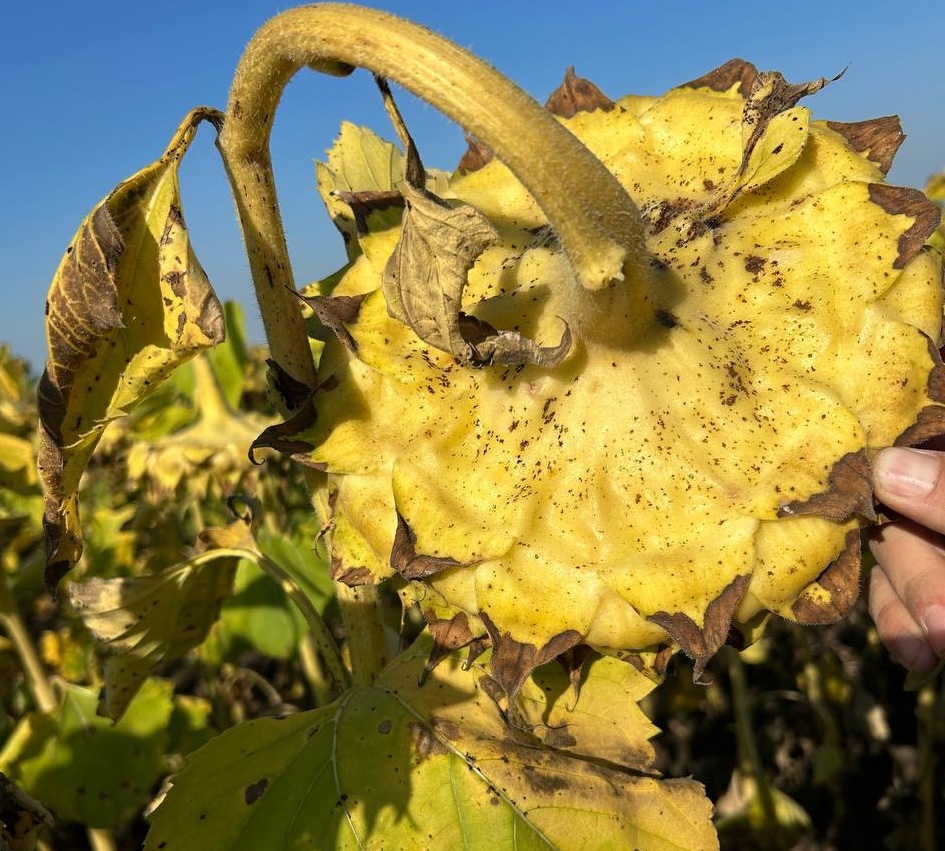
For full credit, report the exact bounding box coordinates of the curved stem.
[194,547,350,694]
[0,572,56,714]
[217,3,649,384]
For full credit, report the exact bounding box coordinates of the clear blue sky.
[3,0,942,372]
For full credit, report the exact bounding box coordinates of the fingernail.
[894,636,938,672]
[922,604,945,656]
[873,448,940,498]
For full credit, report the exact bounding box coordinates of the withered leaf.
[67,513,250,718]
[382,181,499,356]
[390,513,464,580]
[248,401,318,466]
[376,76,572,368]
[545,66,615,118]
[295,292,367,355]
[480,612,582,702]
[648,574,750,683]
[791,529,861,624]
[463,316,573,368]
[421,610,483,683]
[740,69,843,176]
[38,107,224,589]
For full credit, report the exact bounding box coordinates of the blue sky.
[2,0,942,371]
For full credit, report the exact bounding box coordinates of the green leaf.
[205,529,333,663]
[146,638,717,851]
[257,527,334,615]
[209,561,304,662]
[66,515,247,719]
[0,678,173,828]
[37,107,226,590]
[205,301,250,411]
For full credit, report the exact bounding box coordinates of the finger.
[867,565,939,671]
[872,447,945,535]
[868,520,945,659]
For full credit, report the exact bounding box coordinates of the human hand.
[868,446,945,672]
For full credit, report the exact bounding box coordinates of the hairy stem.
[217,3,649,389]
[335,582,388,687]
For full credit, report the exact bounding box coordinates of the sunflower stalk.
[216,2,649,402]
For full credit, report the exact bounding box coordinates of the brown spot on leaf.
[648,574,750,683]
[391,514,465,580]
[244,778,268,805]
[521,763,570,794]
[868,184,942,269]
[791,528,861,624]
[681,58,759,96]
[778,449,876,523]
[545,67,615,118]
[826,116,904,175]
[480,613,582,700]
[744,255,765,275]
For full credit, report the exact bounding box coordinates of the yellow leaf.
[37,108,225,589]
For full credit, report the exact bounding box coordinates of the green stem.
[298,632,333,706]
[217,3,649,388]
[916,683,938,851]
[726,647,777,828]
[0,572,56,714]
[335,582,388,687]
[193,547,349,694]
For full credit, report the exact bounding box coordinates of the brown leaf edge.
[826,117,904,176]
[390,513,466,580]
[248,399,320,467]
[647,574,751,683]
[778,449,876,523]
[681,58,760,96]
[544,66,615,119]
[868,183,942,269]
[480,612,582,703]
[893,341,945,447]
[421,610,487,684]
[791,528,862,624]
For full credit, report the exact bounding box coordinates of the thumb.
[872,447,945,534]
